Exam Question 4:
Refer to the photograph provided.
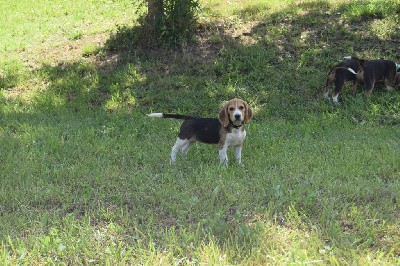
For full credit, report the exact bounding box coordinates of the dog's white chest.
[225,129,246,146]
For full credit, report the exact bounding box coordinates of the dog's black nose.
[234,114,241,120]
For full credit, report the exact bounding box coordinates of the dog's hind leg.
[332,78,345,103]
[394,73,400,90]
[384,77,394,91]
[364,76,375,96]
[324,71,335,99]
[180,141,194,159]
[171,138,189,163]
[323,85,330,99]
[365,83,375,96]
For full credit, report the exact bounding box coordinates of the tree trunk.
[143,0,164,45]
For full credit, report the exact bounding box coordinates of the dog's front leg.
[350,79,358,93]
[219,146,228,166]
[234,145,242,164]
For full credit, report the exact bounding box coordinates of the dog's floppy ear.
[244,101,253,124]
[218,102,230,128]
[351,56,365,70]
[358,59,366,68]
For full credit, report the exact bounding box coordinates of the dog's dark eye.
[229,107,234,111]
[239,106,244,110]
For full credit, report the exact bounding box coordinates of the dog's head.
[352,57,367,80]
[349,56,366,71]
[219,98,253,128]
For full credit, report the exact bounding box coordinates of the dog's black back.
[360,60,396,80]
[178,118,221,144]
[358,60,397,93]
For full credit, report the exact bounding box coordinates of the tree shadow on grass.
[4,0,397,121]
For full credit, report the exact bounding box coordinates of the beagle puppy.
[147,98,253,165]
[356,59,398,95]
[323,56,363,103]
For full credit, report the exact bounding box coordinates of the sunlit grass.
[0,0,138,63]
[200,0,294,18]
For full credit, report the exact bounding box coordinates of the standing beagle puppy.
[147,98,253,165]
[323,56,363,103]
[356,59,398,95]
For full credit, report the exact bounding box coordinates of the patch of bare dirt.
[20,33,112,69]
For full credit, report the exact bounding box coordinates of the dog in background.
[324,56,362,103]
[356,59,398,95]
[147,98,253,165]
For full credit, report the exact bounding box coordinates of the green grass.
[1,0,400,264]
[0,0,138,53]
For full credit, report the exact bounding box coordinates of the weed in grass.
[69,31,83,41]
[0,60,26,89]
[82,44,100,57]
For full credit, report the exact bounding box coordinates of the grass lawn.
[1,0,399,264]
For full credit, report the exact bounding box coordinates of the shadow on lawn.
[19,0,399,121]
[1,0,399,256]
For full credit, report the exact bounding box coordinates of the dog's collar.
[229,122,242,129]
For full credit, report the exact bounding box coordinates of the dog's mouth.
[230,116,243,126]
[232,117,242,123]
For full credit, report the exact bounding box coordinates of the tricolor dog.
[356,59,399,95]
[147,98,253,165]
[324,56,362,103]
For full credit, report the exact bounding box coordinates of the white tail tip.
[146,113,164,118]
[343,56,352,59]
[347,67,357,75]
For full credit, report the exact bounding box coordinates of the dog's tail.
[146,113,192,120]
[346,67,357,75]
[330,66,357,75]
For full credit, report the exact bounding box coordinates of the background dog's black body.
[357,59,397,93]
